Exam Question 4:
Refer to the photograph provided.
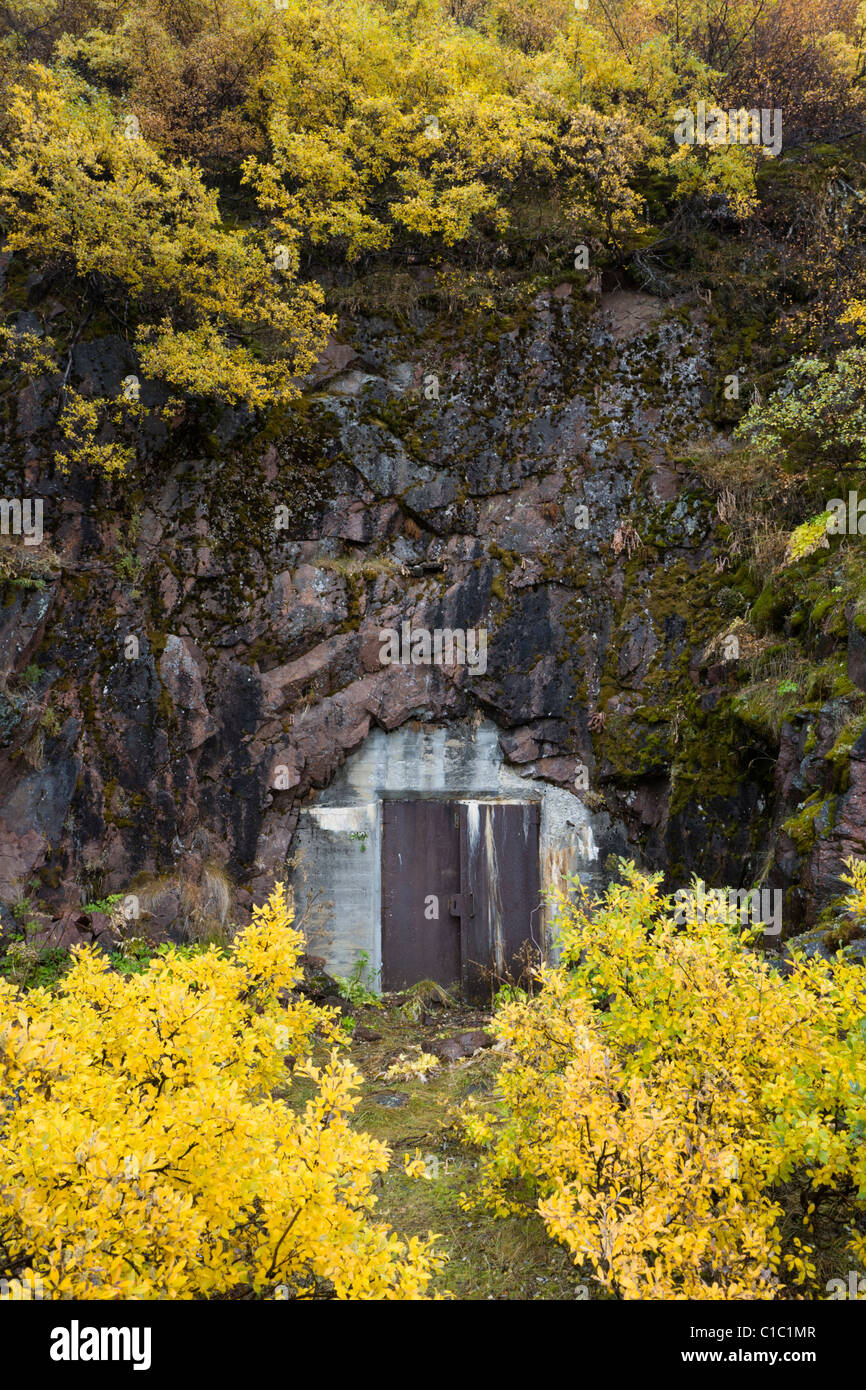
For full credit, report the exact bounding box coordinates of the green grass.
[283,994,589,1300]
[0,943,72,990]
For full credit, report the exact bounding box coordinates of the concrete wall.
[289,718,607,987]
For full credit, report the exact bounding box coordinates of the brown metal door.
[381,800,461,991]
[458,801,542,1001]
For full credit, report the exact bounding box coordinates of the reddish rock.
[146,890,183,936]
[455,1030,495,1052]
[428,1037,465,1064]
[0,585,56,684]
[85,911,112,938]
[39,914,93,951]
[305,335,360,385]
[261,634,358,714]
[531,756,577,785]
[0,288,842,947]
[0,819,47,897]
[266,747,303,792]
[499,728,542,764]
[158,634,215,751]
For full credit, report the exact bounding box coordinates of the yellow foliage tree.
[3,0,832,478]
[0,63,332,469]
[1,0,862,478]
[242,0,660,258]
[460,861,866,1299]
[0,883,443,1299]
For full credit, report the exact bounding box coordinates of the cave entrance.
[380,798,541,998]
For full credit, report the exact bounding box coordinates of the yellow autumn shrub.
[0,883,442,1300]
[3,0,824,477]
[0,62,331,457]
[460,861,866,1299]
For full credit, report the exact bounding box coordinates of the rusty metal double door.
[381,798,541,999]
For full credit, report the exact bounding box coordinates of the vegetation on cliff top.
[2,0,864,471]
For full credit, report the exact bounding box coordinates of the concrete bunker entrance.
[289,719,600,1001]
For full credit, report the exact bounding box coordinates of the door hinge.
[449,892,474,919]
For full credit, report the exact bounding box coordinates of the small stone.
[353,1027,382,1042]
[84,910,112,938]
[455,1030,495,1053]
[146,890,182,937]
[372,1091,409,1108]
[299,969,342,1000]
[428,1038,465,1064]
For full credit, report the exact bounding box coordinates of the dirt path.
[335,991,587,1300]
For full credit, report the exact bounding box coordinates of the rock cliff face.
[0,266,861,950]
